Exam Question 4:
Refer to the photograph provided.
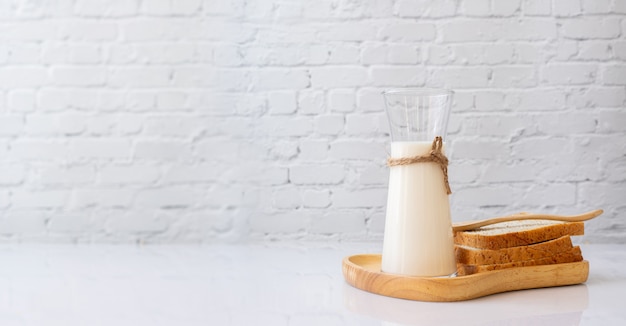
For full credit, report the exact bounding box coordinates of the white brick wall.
[0,0,624,243]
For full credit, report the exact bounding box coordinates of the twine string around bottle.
[386,136,452,195]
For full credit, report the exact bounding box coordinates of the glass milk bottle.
[381,88,456,277]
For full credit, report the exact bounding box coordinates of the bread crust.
[455,235,574,265]
[454,221,584,250]
[457,246,583,276]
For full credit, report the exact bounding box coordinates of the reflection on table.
[345,276,588,326]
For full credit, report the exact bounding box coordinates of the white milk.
[381,141,456,277]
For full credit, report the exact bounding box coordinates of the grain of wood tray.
[342,254,589,302]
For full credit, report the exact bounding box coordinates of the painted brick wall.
[0,0,624,243]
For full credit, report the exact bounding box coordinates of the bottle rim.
[382,88,454,97]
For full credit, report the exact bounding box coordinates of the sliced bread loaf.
[455,235,574,265]
[454,220,584,250]
[457,246,583,276]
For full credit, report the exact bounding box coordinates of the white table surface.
[0,243,624,325]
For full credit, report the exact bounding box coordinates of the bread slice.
[457,246,584,276]
[454,220,584,250]
[455,235,574,265]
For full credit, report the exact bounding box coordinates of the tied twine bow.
[387,136,452,195]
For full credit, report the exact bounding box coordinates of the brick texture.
[0,0,624,243]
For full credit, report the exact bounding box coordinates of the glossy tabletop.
[0,243,624,325]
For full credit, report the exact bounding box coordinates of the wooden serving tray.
[342,254,589,302]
